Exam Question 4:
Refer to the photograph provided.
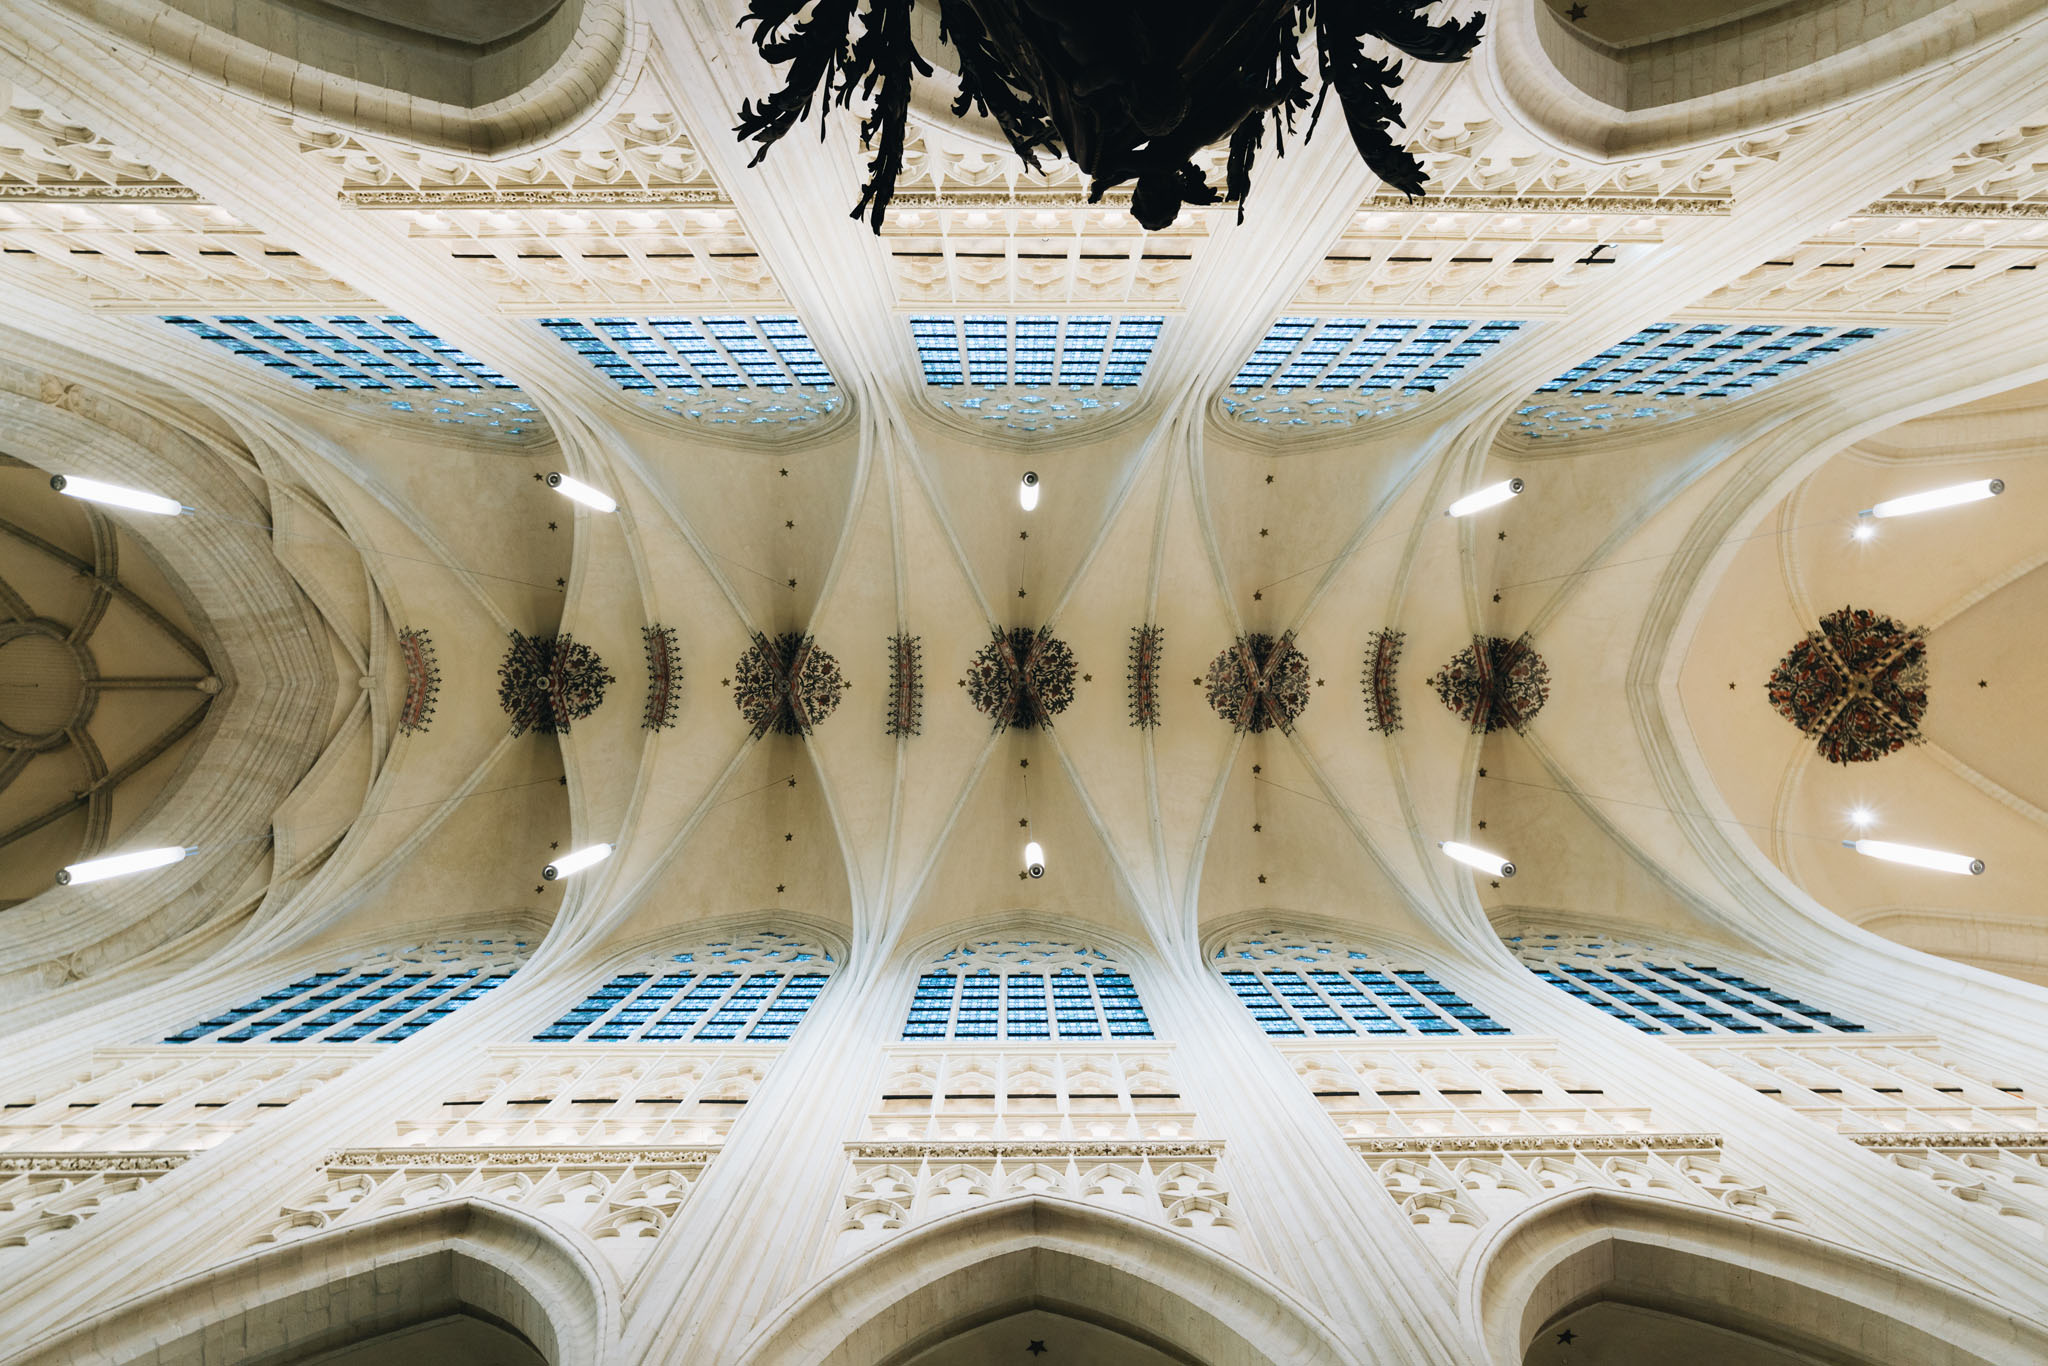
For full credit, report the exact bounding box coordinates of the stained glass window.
[901,940,1154,1040]
[163,940,528,1044]
[1214,932,1508,1037]
[535,930,836,1044]
[1507,934,1866,1035]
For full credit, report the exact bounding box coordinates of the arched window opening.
[1214,930,1507,1037]
[1506,932,1864,1036]
[901,940,1152,1041]
[163,938,529,1044]
[535,930,836,1044]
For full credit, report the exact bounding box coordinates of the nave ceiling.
[0,0,2043,1014]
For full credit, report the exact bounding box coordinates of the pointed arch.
[4,1198,610,1366]
[735,1195,1361,1366]
[1464,1188,2048,1365]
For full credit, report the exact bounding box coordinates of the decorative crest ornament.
[1127,624,1164,729]
[887,633,924,737]
[642,625,680,731]
[965,626,1077,731]
[1428,634,1547,734]
[395,627,440,735]
[1766,606,1928,764]
[733,632,849,739]
[734,0,1487,232]
[1360,627,1403,734]
[497,632,615,737]
[1206,632,1311,734]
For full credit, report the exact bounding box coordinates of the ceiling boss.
[733,0,1487,230]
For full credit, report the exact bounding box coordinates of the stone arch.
[736,1196,1359,1366]
[1465,1187,2048,1365]
[2,1198,609,1366]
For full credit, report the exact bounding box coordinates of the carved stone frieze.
[328,1146,721,1168]
[1346,1133,1720,1155]
[848,1140,1223,1161]
[0,1151,191,1173]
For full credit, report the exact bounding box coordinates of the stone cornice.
[848,1140,1224,1161]
[1848,1131,2048,1151]
[328,1146,722,1168]
[1346,1133,1721,1155]
[0,185,199,202]
[0,1151,190,1173]
[342,187,729,209]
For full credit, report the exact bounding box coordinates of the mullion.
[697,971,779,1039]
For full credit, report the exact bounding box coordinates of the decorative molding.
[1127,624,1163,729]
[1429,634,1549,734]
[733,632,848,739]
[1360,192,1726,216]
[1847,1131,2048,1151]
[849,1140,1223,1161]
[642,625,680,731]
[498,631,615,737]
[328,1146,720,1168]
[343,187,730,209]
[886,633,923,738]
[1205,632,1310,734]
[0,1151,191,1173]
[395,627,439,735]
[1346,1133,1720,1155]
[1361,628,1403,735]
[0,184,200,202]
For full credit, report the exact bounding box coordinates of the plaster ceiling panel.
[630,425,861,637]
[1778,446,2042,628]
[908,411,1145,616]
[895,724,1148,956]
[604,729,853,953]
[314,727,569,946]
[1925,566,2048,812]
[802,447,915,906]
[1477,732,1727,948]
[1136,458,1243,914]
[1192,732,1418,945]
[1200,426,1418,627]
[1034,452,1189,913]
[857,452,1015,930]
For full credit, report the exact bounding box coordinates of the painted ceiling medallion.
[887,633,923,738]
[498,631,616,737]
[1206,632,1311,735]
[1429,634,1548,734]
[734,632,848,739]
[966,626,1077,731]
[642,625,680,732]
[1767,606,1928,764]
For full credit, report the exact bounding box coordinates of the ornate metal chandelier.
[735,0,1486,231]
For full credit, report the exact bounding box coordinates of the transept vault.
[1,2,2047,1364]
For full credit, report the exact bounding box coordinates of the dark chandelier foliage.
[1206,632,1311,735]
[498,631,616,737]
[734,0,1487,232]
[734,632,849,739]
[965,626,1077,731]
[1429,634,1547,735]
[1767,606,1928,765]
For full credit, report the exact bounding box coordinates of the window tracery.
[163,939,528,1045]
[161,314,541,438]
[911,314,1161,434]
[535,930,836,1045]
[1506,933,1865,1035]
[537,315,842,432]
[903,940,1153,1040]
[1218,316,1523,430]
[1509,322,1884,441]
[1215,931,1508,1037]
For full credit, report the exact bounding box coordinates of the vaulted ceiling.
[0,0,2044,1002]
